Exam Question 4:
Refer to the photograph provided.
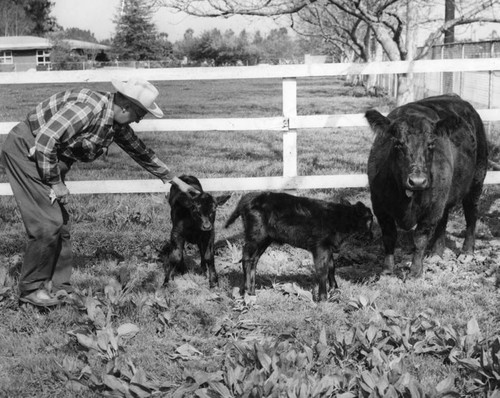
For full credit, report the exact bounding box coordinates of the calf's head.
[178,192,231,231]
[351,201,374,239]
[366,109,441,197]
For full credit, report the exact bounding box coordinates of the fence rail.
[1,58,500,195]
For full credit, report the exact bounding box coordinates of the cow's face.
[388,117,436,196]
[366,110,436,197]
[185,193,231,232]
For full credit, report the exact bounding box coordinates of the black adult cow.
[365,94,488,277]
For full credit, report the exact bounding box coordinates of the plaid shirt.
[26,88,173,185]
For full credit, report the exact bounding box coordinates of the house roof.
[0,36,111,51]
[63,39,111,51]
[0,36,51,51]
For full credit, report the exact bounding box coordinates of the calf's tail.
[224,206,241,228]
[224,193,259,228]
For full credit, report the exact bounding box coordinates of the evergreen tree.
[0,0,58,36]
[24,0,59,36]
[112,0,165,60]
[60,28,98,43]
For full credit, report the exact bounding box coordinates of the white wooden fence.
[1,57,500,195]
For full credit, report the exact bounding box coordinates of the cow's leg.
[313,246,334,301]
[410,225,433,278]
[374,209,398,274]
[429,207,450,257]
[461,183,483,253]
[241,239,270,296]
[198,234,218,288]
[163,235,185,286]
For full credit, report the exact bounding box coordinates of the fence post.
[282,78,297,180]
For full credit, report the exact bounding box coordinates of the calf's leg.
[198,234,218,288]
[241,239,270,295]
[313,247,334,301]
[163,237,185,286]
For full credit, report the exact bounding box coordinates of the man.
[0,77,199,308]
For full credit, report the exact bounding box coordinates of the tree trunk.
[397,0,418,105]
[443,0,455,93]
[366,38,382,92]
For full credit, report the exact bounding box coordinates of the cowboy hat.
[111,77,164,118]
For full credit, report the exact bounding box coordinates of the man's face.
[114,104,148,125]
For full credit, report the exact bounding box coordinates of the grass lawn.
[1,76,500,397]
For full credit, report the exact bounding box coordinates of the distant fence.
[377,40,500,108]
[1,58,500,195]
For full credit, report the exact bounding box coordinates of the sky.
[51,0,284,42]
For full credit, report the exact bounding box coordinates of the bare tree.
[157,0,500,104]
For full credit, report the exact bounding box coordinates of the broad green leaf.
[319,327,327,346]
[194,388,211,398]
[176,343,203,358]
[360,371,376,391]
[384,385,398,398]
[106,326,119,353]
[208,381,232,398]
[103,374,129,394]
[76,333,100,352]
[435,375,455,393]
[336,393,356,398]
[96,330,110,352]
[130,368,149,387]
[117,323,140,340]
[105,278,122,302]
[366,324,379,343]
[359,295,369,307]
[407,379,424,398]
[456,357,481,371]
[65,379,88,393]
[0,266,6,286]
[129,384,151,398]
[255,345,272,373]
[310,375,335,397]
[62,356,80,373]
[467,318,481,336]
[86,298,106,329]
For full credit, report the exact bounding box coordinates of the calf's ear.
[365,109,390,136]
[216,194,231,206]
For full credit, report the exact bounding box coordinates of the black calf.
[162,175,230,287]
[225,192,373,301]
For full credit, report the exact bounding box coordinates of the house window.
[0,50,13,64]
[36,49,51,65]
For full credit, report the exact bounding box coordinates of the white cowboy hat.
[111,77,164,118]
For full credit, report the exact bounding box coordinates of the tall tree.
[113,0,166,60]
[0,0,58,36]
[24,0,59,36]
[57,27,98,42]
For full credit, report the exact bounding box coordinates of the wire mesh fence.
[376,40,500,109]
